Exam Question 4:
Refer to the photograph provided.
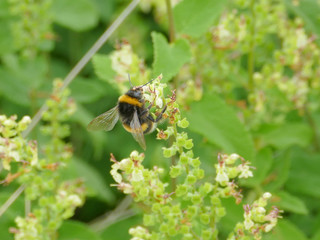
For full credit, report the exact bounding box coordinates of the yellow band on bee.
[122,123,149,133]
[119,95,142,107]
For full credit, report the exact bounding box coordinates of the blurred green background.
[1,0,320,239]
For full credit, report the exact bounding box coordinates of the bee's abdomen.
[122,121,154,134]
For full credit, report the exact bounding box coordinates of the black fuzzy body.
[118,88,153,133]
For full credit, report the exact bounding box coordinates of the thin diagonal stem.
[22,0,141,138]
[304,105,320,151]
[0,185,25,217]
[165,0,176,42]
[248,0,255,91]
[89,196,134,232]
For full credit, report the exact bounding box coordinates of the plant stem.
[248,0,256,91]
[89,196,134,232]
[22,0,141,138]
[304,105,320,151]
[170,123,179,192]
[165,0,176,43]
[25,199,31,217]
[0,185,25,217]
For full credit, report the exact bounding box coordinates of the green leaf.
[274,191,308,215]
[74,157,115,204]
[0,0,10,18]
[313,229,320,240]
[70,104,108,159]
[264,220,308,240]
[51,0,99,32]
[285,149,320,198]
[2,54,48,88]
[0,192,24,240]
[61,157,115,204]
[91,0,115,22]
[92,54,117,89]
[185,94,254,161]
[173,0,227,37]
[219,198,243,235]
[0,55,49,106]
[261,123,312,149]
[100,215,142,240]
[70,78,106,103]
[152,32,191,82]
[264,149,291,192]
[58,220,102,240]
[0,68,30,106]
[284,0,320,44]
[0,20,14,54]
[241,147,273,187]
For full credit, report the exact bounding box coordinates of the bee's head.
[127,87,143,99]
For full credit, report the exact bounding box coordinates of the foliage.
[0,0,320,239]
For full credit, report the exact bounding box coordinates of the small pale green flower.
[131,169,144,182]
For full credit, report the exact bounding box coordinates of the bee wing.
[87,106,119,131]
[130,108,146,150]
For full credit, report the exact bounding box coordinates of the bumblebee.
[87,80,166,150]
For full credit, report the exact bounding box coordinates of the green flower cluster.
[228,193,282,240]
[0,79,85,240]
[8,0,53,57]
[0,115,33,172]
[177,0,320,129]
[109,42,151,92]
[110,82,280,239]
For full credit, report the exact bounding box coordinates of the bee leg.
[139,99,156,117]
[147,104,167,123]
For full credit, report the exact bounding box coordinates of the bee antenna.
[141,78,155,88]
[128,73,133,87]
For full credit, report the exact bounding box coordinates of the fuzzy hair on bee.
[87,77,167,150]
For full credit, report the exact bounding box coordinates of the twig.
[89,196,135,232]
[165,0,176,43]
[25,199,31,217]
[0,184,25,217]
[22,0,141,138]
[248,0,255,91]
[304,105,320,151]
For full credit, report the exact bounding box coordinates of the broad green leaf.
[173,0,227,37]
[73,157,115,204]
[0,68,30,106]
[219,198,243,235]
[92,54,117,89]
[313,229,320,240]
[100,215,142,240]
[261,123,312,149]
[51,0,99,32]
[70,104,108,159]
[285,149,320,198]
[241,147,273,187]
[152,32,191,82]
[284,0,320,44]
[70,78,106,103]
[58,220,102,240]
[0,192,24,240]
[60,157,115,204]
[0,55,48,106]
[185,94,254,161]
[264,149,291,192]
[92,0,115,22]
[0,20,14,54]
[274,191,308,215]
[2,54,48,88]
[264,220,308,240]
[0,0,10,17]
